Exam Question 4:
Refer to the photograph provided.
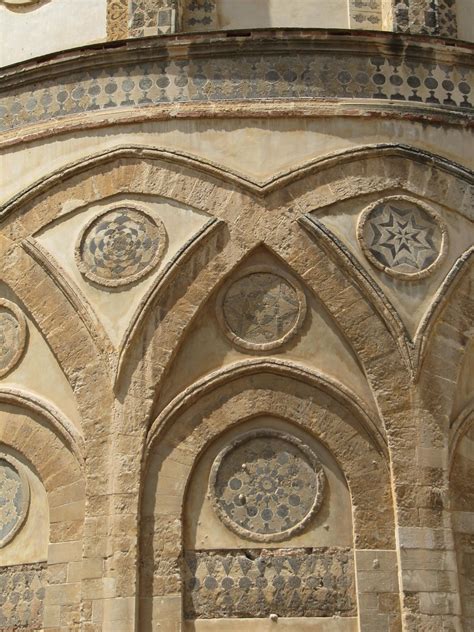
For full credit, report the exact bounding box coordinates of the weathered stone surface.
[183,548,356,619]
[0,563,46,630]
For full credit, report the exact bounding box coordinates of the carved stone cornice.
[0,29,472,143]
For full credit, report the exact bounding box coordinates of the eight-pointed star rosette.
[216,265,307,351]
[358,197,447,279]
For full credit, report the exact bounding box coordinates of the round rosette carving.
[209,430,325,542]
[0,454,30,548]
[75,205,167,287]
[357,196,447,280]
[216,266,307,351]
[0,299,28,378]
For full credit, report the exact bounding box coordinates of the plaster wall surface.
[457,0,474,42]
[0,0,107,67]
[215,0,350,30]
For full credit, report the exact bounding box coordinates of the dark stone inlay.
[1,45,472,134]
[0,563,46,630]
[183,548,356,619]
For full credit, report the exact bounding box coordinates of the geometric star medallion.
[358,197,447,279]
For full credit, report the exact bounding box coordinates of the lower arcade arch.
[0,399,85,628]
[139,373,399,630]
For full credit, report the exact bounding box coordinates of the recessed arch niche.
[139,371,395,631]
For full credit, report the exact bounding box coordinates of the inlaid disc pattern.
[359,198,446,278]
[209,431,325,542]
[218,267,306,350]
[0,300,27,378]
[76,206,167,287]
[0,456,29,547]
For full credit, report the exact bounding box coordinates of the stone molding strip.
[450,408,474,470]
[0,387,84,465]
[145,358,386,459]
[0,100,471,151]
[0,30,472,140]
[23,237,115,366]
[2,143,473,220]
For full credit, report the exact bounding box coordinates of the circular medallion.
[358,197,447,279]
[76,206,167,287]
[0,299,28,378]
[217,266,306,351]
[209,430,325,542]
[0,455,30,548]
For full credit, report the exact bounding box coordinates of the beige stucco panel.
[0,0,107,67]
[35,194,210,347]
[0,283,82,429]
[1,118,473,205]
[216,0,349,30]
[457,0,474,42]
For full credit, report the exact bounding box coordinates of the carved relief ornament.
[75,204,168,288]
[216,266,307,351]
[357,196,448,280]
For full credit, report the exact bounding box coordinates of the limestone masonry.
[0,1,472,631]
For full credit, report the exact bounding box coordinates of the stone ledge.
[0,30,472,139]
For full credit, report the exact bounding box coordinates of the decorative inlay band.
[209,430,325,542]
[0,454,30,547]
[75,205,167,287]
[358,196,447,279]
[0,563,46,630]
[0,33,472,136]
[0,299,28,378]
[217,267,306,351]
[184,548,356,619]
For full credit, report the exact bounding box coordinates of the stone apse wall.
[0,9,473,632]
